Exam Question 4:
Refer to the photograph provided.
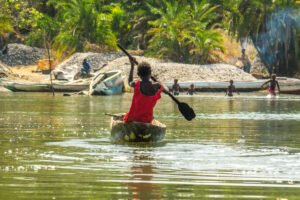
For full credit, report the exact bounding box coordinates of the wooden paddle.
[117,44,196,121]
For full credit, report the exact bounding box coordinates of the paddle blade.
[178,102,196,121]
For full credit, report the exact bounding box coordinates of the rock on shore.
[52,52,123,80]
[98,56,257,82]
[0,44,47,66]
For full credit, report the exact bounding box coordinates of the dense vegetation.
[0,0,299,75]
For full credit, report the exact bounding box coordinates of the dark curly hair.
[137,62,151,78]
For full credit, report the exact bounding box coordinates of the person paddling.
[226,80,239,97]
[123,57,166,123]
[261,74,280,96]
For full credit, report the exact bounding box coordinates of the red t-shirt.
[123,81,163,123]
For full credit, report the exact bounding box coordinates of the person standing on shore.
[171,79,181,96]
[123,57,165,123]
[261,74,280,96]
[226,80,239,97]
[239,49,251,73]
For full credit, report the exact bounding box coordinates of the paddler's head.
[271,74,276,80]
[137,62,151,80]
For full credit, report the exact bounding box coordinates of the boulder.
[0,43,46,66]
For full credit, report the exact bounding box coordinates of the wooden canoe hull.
[4,81,89,92]
[164,78,300,93]
[110,114,166,142]
[4,83,51,92]
[52,84,89,92]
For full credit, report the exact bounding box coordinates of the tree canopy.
[0,0,299,75]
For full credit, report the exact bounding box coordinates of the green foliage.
[46,0,123,56]
[25,14,59,47]
[5,0,43,32]
[3,0,299,73]
[146,0,223,63]
[0,15,14,38]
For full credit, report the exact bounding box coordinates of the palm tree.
[146,0,223,63]
[147,0,188,62]
[48,0,119,56]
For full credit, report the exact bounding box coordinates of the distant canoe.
[164,77,300,93]
[4,83,51,92]
[110,114,166,142]
[90,70,124,95]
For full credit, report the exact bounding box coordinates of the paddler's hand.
[129,56,137,66]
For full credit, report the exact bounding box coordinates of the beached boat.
[277,77,300,94]
[164,80,265,92]
[110,114,166,142]
[52,80,90,92]
[164,77,300,93]
[89,70,124,95]
[4,81,90,93]
[4,82,51,92]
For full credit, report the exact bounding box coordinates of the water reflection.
[128,149,162,200]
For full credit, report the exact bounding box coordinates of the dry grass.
[10,65,49,82]
[213,31,258,67]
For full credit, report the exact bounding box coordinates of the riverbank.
[0,44,283,93]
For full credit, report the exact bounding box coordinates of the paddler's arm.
[261,80,270,89]
[128,57,137,87]
[276,81,280,93]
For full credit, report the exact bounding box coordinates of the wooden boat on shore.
[90,70,124,95]
[52,80,89,92]
[4,83,51,92]
[164,80,265,92]
[164,77,300,93]
[110,114,166,142]
[4,80,90,92]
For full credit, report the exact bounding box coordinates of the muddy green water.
[0,93,300,200]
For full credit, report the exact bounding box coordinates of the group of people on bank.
[169,48,280,97]
[170,74,280,97]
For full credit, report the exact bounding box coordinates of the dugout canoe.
[4,81,89,92]
[110,114,166,142]
[89,70,124,95]
[52,79,90,92]
[3,82,51,92]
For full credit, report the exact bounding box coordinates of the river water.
[0,93,300,199]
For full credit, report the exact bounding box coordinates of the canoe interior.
[90,70,124,95]
[110,114,166,142]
